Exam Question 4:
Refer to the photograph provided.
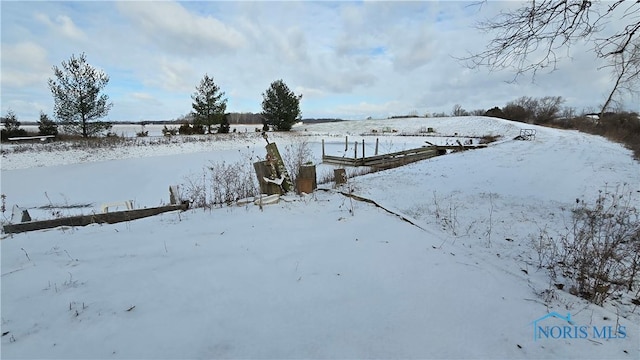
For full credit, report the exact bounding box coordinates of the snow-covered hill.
[1,117,639,359]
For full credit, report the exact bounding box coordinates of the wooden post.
[322,139,325,158]
[334,169,347,185]
[345,136,348,151]
[253,161,282,195]
[169,185,181,205]
[265,142,293,193]
[21,209,31,222]
[354,141,358,159]
[362,139,365,159]
[297,165,317,194]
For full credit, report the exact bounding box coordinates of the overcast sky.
[2,0,637,122]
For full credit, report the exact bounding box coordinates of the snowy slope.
[1,117,639,359]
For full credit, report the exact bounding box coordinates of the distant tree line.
[448,96,640,159]
[227,113,266,125]
[148,112,265,126]
[482,96,566,124]
[302,118,345,124]
[166,114,344,126]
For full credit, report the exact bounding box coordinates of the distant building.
[584,113,600,122]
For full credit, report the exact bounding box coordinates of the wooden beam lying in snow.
[2,203,189,235]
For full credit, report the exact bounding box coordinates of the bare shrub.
[283,138,313,186]
[180,150,258,209]
[136,125,148,137]
[536,185,640,305]
[1,194,7,223]
[162,125,178,136]
[208,158,257,206]
[181,172,208,209]
[431,191,460,236]
[530,225,559,273]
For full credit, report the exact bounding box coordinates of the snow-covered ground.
[1,116,639,359]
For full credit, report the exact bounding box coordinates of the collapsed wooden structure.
[253,142,295,195]
[253,138,317,196]
[322,138,486,169]
[2,135,486,235]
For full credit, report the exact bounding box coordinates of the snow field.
[2,116,639,358]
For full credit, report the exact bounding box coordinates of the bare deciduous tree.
[466,0,640,117]
[536,96,565,123]
[451,104,469,116]
[600,41,640,115]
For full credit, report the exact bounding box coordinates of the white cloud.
[334,100,407,118]
[1,42,51,88]
[154,58,196,93]
[116,1,245,56]
[0,99,51,120]
[334,3,392,59]
[131,92,157,102]
[325,71,378,93]
[281,27,310,63]
[34,13,87,40]
[391,25,437,72]
[1,1,635,121]
[294,86,326,99]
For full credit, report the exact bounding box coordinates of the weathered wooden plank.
[298,165,317,192]
[365,153,437,167]
[370,154,437,170]
[360,147,435,162]
[363,149,437,165]
[253,161,282,195]
[322,156,360,166]
[334,169,347,184]
[322,143,485,169]
[323,149,437,167]
[2,203,189,234]
[265,143,293,192]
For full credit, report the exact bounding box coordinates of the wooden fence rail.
[322,147,440,168]
[322,140,486,169]
[2,203,189,234]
